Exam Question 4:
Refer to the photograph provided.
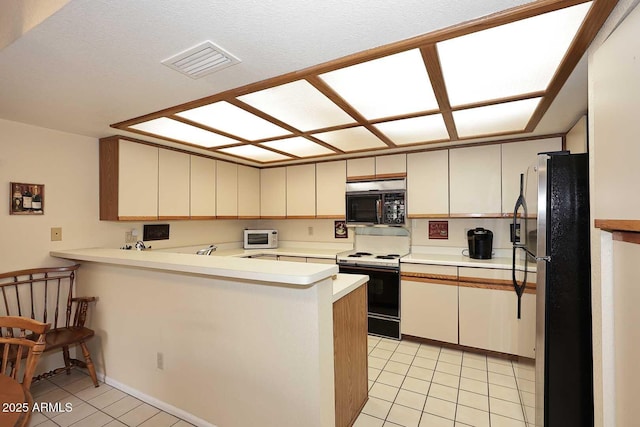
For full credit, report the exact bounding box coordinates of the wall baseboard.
[97,371,215,427]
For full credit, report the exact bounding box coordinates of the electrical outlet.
[308,226,314,236]
[51,227,62,241]
[156,352,164,370]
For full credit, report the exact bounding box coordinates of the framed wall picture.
[334,220,348,239]
[10,182,44,215]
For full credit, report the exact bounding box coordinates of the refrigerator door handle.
[511,173,528,319]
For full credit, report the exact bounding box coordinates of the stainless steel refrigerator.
[512,152,593,427]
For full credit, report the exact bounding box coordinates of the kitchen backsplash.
[411,218,515,249]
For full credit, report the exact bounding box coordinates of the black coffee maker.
[467,228,493,259]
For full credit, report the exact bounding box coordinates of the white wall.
[588,1,640,426]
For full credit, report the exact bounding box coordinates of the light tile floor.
[355,336,536,427]
[26,370,194,427]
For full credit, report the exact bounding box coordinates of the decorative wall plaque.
[428,220,448,239]
[10,182,44,215]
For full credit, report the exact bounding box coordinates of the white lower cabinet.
[401,279,458,344]
[458,286,535,358]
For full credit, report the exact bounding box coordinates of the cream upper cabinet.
[158,149,190,219]
[260,167,286,218]
[237,165,260,218]
[216,161,238,218]
[117,139,158,220]
[286,164,316,217]
[375,154,406,177]
[346,158,375,180]
[407,150,449,217]
[501,138,561,216]
[449,144,502,216]
[190,155,216,219]
[316,160,346,218]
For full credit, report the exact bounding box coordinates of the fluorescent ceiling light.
[453,97,541,137]
[312,127,387,152]
[319,49,438,119]
[260,137,335,157]
[176,101,291,140]
[438,2,592,106]
[238,80,355,131]
[374,114,449,145]
[129,117,239,147]
[218,144,291,162]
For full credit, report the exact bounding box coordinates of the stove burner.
[376,254,401,259]
[348,252,375,258]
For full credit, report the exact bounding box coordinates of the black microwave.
[345,179,406,225]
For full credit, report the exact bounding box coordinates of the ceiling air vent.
[162,41,241,79]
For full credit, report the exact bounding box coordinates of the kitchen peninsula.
[50,248,368,427]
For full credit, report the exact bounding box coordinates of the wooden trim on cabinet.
[158,216,191,221]
[594,219,640,233]
[286,215,317,219]
[238,216,261,219]
[117,216,159,221]
[216,216,239,220]
[315,215,345,219]
[448,213,506,218]
[458,280,536,294]
[400,275,459,286]
[259,216,287,219]
[333,284,368,427]
[346,175,378,182]
[407,214,450,219]
[99,137,120,221]
[613,231,640,245]
[374,173,407,179]
[189,216,217,220]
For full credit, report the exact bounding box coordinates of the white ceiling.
[0,0,588,165]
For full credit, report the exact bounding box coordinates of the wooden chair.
[0,316,50,427]
[0,265,99,387]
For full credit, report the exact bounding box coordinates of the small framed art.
[10,182,44,215]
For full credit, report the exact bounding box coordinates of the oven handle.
[339,265,399,273]
[376,199,382,223]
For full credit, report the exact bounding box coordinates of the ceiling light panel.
[453,97,541,138]
[319,49,438,119]
[218,145,291,162]
[374,114,449,145]
[260,137,335,157]
[238,80,355,131]
[438,2,592,106]
[176,101,291,141]
[312,127,388,152]
[129,117,239,147]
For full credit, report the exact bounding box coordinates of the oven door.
[346,193,382,224]
[338,264,401,338]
